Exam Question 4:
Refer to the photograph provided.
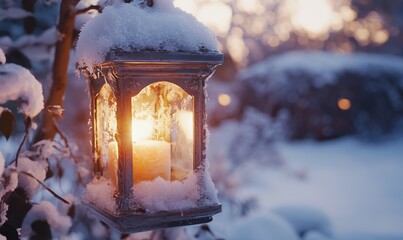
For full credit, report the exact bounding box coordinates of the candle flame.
[132,119,154,142]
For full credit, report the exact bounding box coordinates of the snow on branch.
[0,54,44,118]
[75,5,102,15]
[0,8,33,21]
[21,201,72,238]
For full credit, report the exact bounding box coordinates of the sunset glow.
[174,0,232,36]
[289,0,334,36]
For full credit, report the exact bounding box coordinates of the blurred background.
[1,0,403,239]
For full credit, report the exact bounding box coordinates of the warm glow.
[289,0,334,36]
[227,34,247,62]
[354,28,370,44]
[174,0,232,36]
[338,98,351,110]
[178,111,194,141]
[132,119,154,142]
[173,0,197,14]
[340,5,357,22]
[236,0,263,14]
[218,93,231,106]
[372,30,389,44]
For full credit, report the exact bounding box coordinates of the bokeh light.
[218,93,232,106]
[174,0,391,65]
[338,98,351,111]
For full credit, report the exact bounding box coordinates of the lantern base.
[84,202,222,233]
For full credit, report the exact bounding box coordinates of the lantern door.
[130,81,195,184]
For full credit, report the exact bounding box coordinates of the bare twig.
[19,170,70,205]
[52,117,69,149]
[75,5,102,15]
[14,116,32,166]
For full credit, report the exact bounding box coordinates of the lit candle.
[107,141,118,186]
[132,140,171,184]
[132,118,171,184]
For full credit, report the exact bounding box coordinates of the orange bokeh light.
[338,98,351,110]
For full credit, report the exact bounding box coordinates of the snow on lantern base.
[83,166,220,233]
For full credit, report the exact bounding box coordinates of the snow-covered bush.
[0,49,92,239]
[238,51,403,140]
[207,108,287,218]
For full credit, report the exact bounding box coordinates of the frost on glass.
[131,82,194,184]
[95,84,118,186]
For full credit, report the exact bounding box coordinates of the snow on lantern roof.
[75,0,219,71]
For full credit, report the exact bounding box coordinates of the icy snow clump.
[82,177,117,213]
[133,169,219,212]
[76,0,218,71]
[21,201,72,238]
[0,62,44,117]
[17,157,48,198]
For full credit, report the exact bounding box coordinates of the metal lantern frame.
[85,50,223,233]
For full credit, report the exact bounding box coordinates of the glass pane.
[131,81,194,184]
[95,84,118,186]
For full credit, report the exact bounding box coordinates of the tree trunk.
[34,0,80,143]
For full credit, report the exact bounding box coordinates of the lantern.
[83,50,223,233]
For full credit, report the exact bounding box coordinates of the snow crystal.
[228,213,299,240]
[76,0,218,71]
[0,63,44,117]
[21,201,72,238]
[17,157,47,198]
[0,48,5,64]
[82,177,117,213]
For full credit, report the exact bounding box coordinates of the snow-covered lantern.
[76,0,223,233]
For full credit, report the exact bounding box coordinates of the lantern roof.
[76,0,218,72]
[104,50,223,64]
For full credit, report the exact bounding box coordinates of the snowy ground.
[208,130,403,240]
[274,137,403,238]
